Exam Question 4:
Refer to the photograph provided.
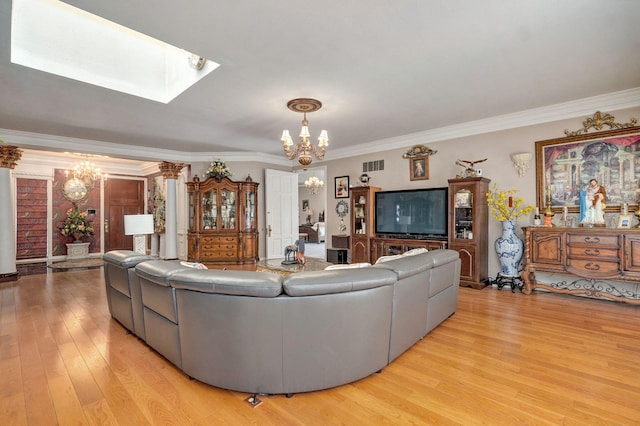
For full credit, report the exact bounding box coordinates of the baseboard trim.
[0,272,19,283]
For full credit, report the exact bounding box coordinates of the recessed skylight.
[11,0,220,103]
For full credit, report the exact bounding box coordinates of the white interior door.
[265,169,298,259]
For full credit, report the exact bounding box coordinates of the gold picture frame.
[410,157,428,181]
[535,126,640,214]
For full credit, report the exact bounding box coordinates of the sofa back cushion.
[169,269,283,298]
[283,268,397,296]
[371,252,433,279]
[135,260,190,286]
[103,250,155,269]
[372,249,459,280]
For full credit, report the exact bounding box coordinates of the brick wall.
[16,178,47,259]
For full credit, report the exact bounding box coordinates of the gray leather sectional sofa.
[103,249,461,395]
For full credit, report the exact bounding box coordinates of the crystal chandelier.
[281,98,328,170]
[66,156,104,186]
[304,176,324,194]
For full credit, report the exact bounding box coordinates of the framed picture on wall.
[335,176,349,198]
[535,121,640,214]
[410,157,428,181]
[302,199,309,211]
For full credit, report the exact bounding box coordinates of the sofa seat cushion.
[169,270,283,298]
[103,250,154,269]
[135,260,190,286]
[283,268,397,296]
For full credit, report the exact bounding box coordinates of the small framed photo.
[335,176,349,198]
[410,157,428,181]
[455,191,472,208]
[302,199,309,211]
[618,214,632,229]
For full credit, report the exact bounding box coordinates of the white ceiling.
[1,0,640,164]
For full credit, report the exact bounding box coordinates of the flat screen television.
[374,187,448,239]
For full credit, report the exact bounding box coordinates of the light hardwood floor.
[1,268,639,425]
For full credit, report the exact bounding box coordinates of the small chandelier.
[305,176,324,194]
[281,98,328,170]
[66,156,104,186]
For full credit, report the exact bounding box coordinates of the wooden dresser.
[521,226,640,304]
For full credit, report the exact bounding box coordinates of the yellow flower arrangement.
[60,205,94,240]
[486,183,535,221]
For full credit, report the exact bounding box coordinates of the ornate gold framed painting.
[535,115,640,213]
[410,157,428,181]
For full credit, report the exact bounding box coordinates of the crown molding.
[0,128,293,168]
[326,87,640,161]
[4,87,640,166]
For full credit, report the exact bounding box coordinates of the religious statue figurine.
[580,178,606,226]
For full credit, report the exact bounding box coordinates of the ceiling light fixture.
[281,98,328,170]
[304,176,324,194]
[65,155,105,187]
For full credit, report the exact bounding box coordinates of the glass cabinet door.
[454,189,473,239]
[221,189,236,230]
[353,193,367,234]
[202,189,217,229]
[245,191,256,230]
[188,192,195,231]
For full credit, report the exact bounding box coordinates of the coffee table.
[256,258,331,276]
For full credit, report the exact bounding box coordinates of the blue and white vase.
[495,220,524,278]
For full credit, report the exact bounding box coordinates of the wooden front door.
[104,179,145,252]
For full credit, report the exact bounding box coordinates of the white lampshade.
[124,214,154,235]
[318,130,329,146]
[299,125,310,138]
[281,130,293,146]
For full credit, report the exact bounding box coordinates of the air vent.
[363,160,384,173]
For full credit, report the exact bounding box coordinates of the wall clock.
[335,200,349,217]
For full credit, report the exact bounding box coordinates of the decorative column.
[158,161,184,260]
[0,145,23,282]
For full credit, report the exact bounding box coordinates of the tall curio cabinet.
[448,177,490,289]
[350,186,381,263]
[187,176,259,266]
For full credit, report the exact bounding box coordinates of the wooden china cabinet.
[350,186,381,263]
[186,176,259,266]
[447,177,490,289]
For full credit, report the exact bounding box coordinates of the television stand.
[371,236,447,263]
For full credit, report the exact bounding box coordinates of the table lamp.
[124,214,154,254]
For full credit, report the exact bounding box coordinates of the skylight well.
[11,0,219,103]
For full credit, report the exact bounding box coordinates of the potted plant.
[60,204,94,243]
